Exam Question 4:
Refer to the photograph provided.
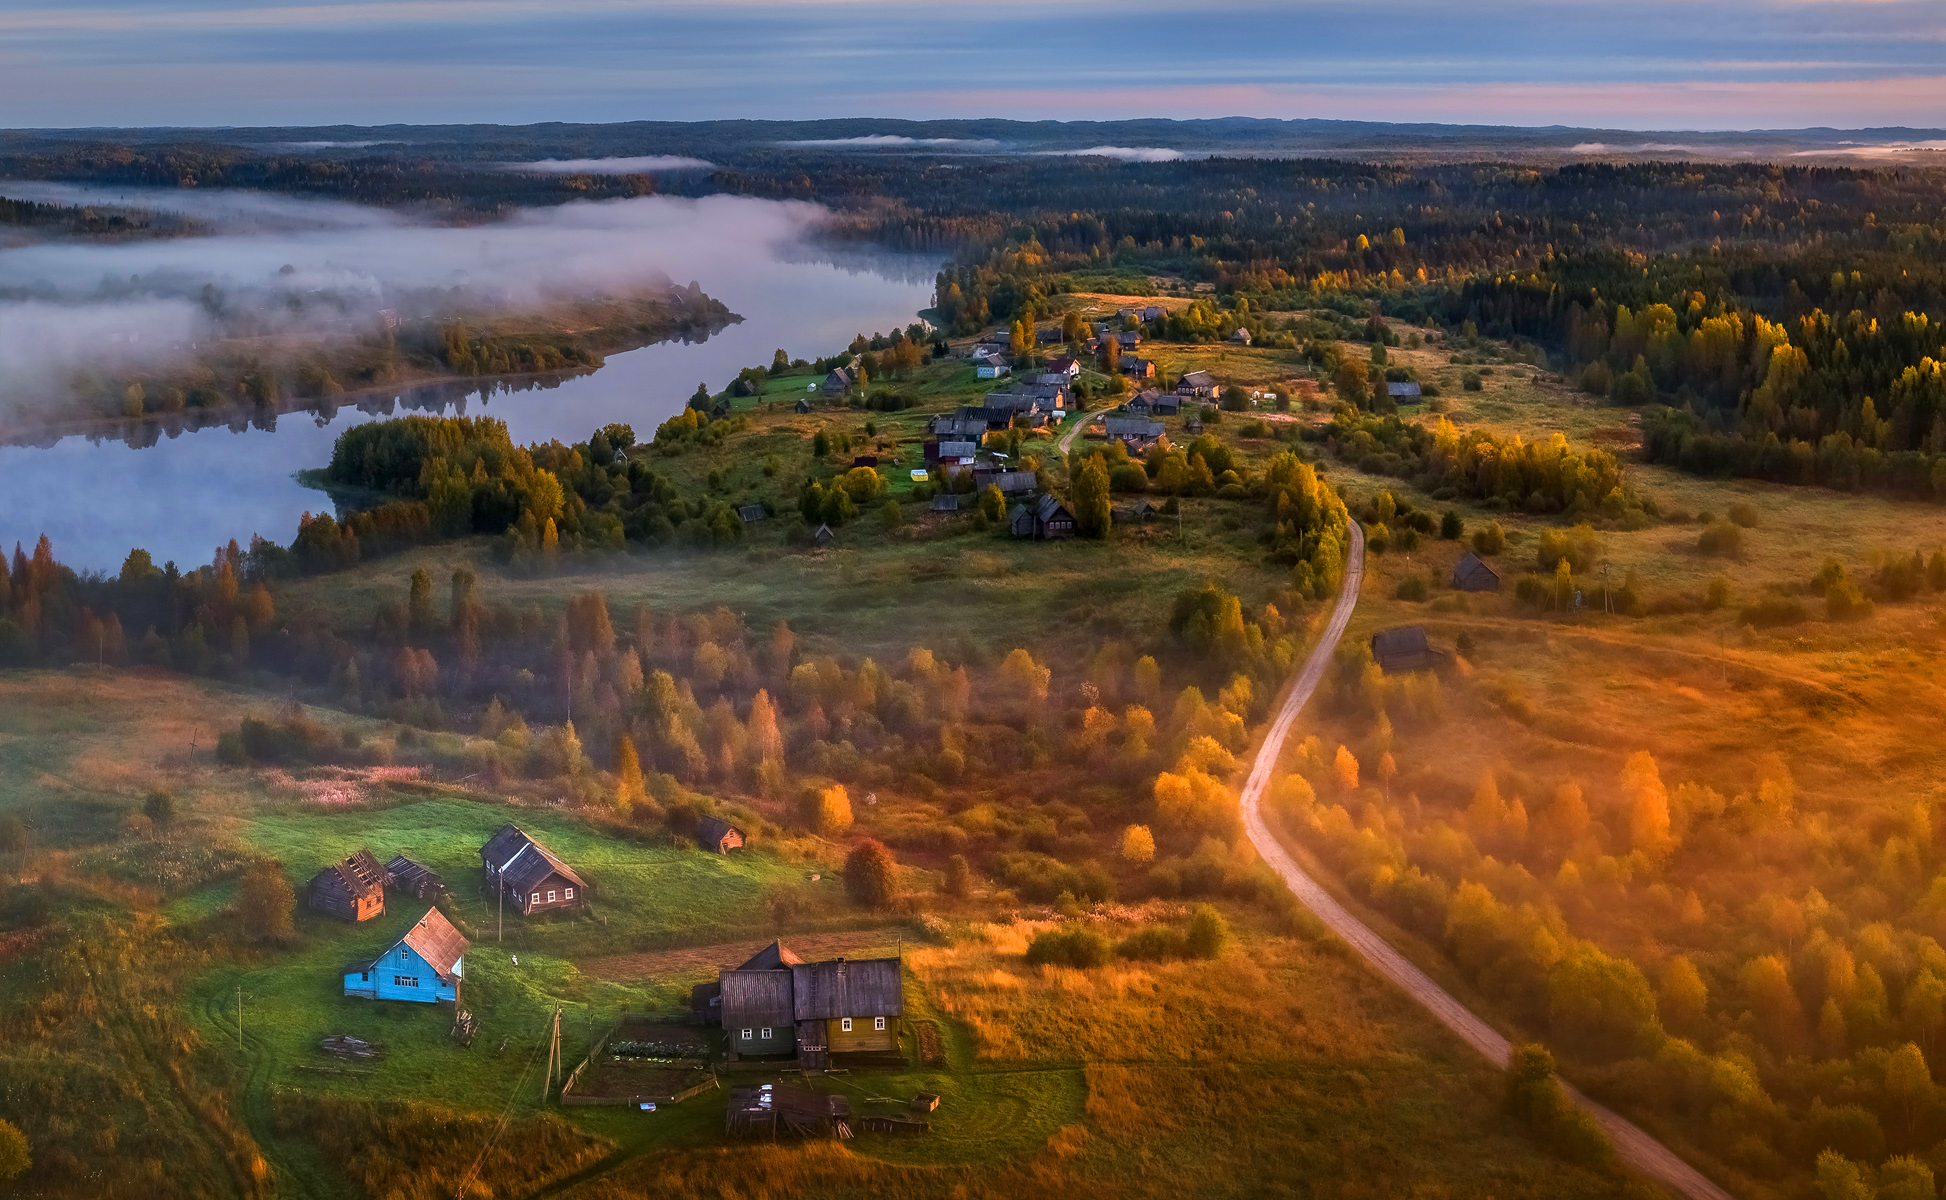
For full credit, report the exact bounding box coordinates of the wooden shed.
[385,854,447,902]
[1370,626,1437,674]
[696,816,745,854]
[309,849,386,922]
[480,824,587,917]
[1452,552,1500,592]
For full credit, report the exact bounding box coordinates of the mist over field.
[0,191,829,404]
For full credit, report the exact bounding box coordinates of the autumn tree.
[845,839,899,909]
[1333,744,1360,793]
[1623,751,1674,862]
[1073,455,1112,538]
[804,784,853,835]
[1120,824,1156,863]
[615,735,646,813]
[943,854,971,898]
[407,567,434,634]
[0,1120,26,1183]
[236,860,295,942]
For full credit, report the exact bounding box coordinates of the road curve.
[1237,520,1734,1200]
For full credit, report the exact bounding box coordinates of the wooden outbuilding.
[813,523,836,546]
[309,849,387,922]
[738,504,767,524]
[794,397,812,414]
[696,815,746,854]
[343,907,468,1004]
[1387,381,1423,404]
[385,854,447,902]
[821,368,853,396]
[480,824,587,917]
[1370,626,1437,674]
[1452,552,1500,592]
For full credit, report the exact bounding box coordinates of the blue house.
[343,907,468,1005]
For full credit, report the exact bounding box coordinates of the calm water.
[0,234,937,572]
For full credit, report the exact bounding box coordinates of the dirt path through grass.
[1239,520,1736,1200]
[577,927,908,982]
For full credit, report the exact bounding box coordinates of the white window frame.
[547,889,557,903]
[840,1018,852,1033]
[531,892,540,904]
[398,948,408,962]
[874,1017,886,1031]
[565,887,575,900]
[760,1027,772,1040]
[741,1028,752,1040]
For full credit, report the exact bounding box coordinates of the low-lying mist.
[0,189,827,412]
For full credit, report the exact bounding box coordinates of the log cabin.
[480,824,587,917]
[308,849,386,922]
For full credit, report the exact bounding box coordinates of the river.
[0,195,938,572]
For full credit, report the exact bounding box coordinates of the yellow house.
[790,956,903,1071]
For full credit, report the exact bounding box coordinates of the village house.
[309,849,387,922]
[738,504,767,524]
[932,493,962,513]
[794,397,813,414]
[480,824,588,917]
[821,367,853,397]
[1370,626,1437,673]
[1124,389,1181,418]
[1037,325,1065,344]
[1142,305,1166,321]
[342,907,468,1005]
[813,523,837,546]
[1176,369,1217,399]
[1047,355,1081,377]
[1010,494,1078,540]
[1116,330,1142,350]
[1452,552,1501,592]
[1387,381,1423,404]
[975,355,1011,380]
[385,855,447,902]
[1231,327,1253,345]
[1102,416,1166,451]
[711,942,905,1071]
[696,815,746,854]
[1121,357,1156,380]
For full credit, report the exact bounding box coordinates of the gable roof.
[697,814,743,847]
[739,939,805,971]
[1180,369,1216,389]
[1453,551,1500,588]
[1387,381,1423,397]
[1035,495,1074,523]
[792,957,904,1019]
[481,824,586,894]
[386,907,468,983]
[1104,417,1165,439]
[317,849,386,901]
[1370,626,1431,659]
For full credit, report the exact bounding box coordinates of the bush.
[1118,926,1187,961]
[143,789,176,826]
[1026,926,1113,969]
[1697,519,1745,557]
[1726,500,1760,528]
[1395,574,1430,602]
[1503,1044,1615,1167]
[1440,510,1464,540]
[1471,521,1506,555]
[1741,594,1808,628]
[1462,371,1484,392]
[1705,575,1731,610]
[1185,903,1229,959]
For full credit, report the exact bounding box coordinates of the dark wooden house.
[309,849,387,922]
[821,367,853,396]
[1009,495,1077,540]
[1452,552,1500,592]
[793,956,904,1070]
[1370,626,1437,674]
[480,824,588,917]
[385,854,447,902]
[696,816,746,854]
[721,940,803,1059]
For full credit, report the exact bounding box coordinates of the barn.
[696,816,746,854]
[343,908,468,1004]
[480,824,588,917]
[1370,626,1437,674]
[1452,552,1501,592]
[308,849,387,922]
[385,854,447,901]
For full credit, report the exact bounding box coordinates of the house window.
[547,889,557,903]
[531,893,540,904]
[360,971,369,982]
[564,887,575,900]
[841,1018,852,1033]
[394,975,419,988]
[398,948,407,962]
[741,1028,753,1040]
[874,1017,886,1031]
[761,1027,772,1040]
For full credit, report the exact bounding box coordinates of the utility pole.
[542,1008,562,1102]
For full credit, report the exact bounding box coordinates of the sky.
[1,0,1944,131]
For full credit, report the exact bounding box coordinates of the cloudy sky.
[2,0,1942,131]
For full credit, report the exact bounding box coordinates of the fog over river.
[0,191,938,572]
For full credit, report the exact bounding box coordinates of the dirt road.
[1237,520,1734,1200]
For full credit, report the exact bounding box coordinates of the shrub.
[1462,371,1484,391]
[0,814,27,855]
[1726,500,1760,528]
[1440,510,1464,540]
[1536,524,1599,572]
[1503,1044,1614,1167]
[1026,926,1113,969]
[1185,903,1229,959]
[1827,578,1874,622]
[1118,926,1187,961]
[1705,575,1731,610]
[1394,574,1430,602]
[1471,521,1506,555]
[844,839,899,909]
[1742,594,1809,627]
[942,854,971,898]
[143,789,176,826]
[1697,519,1745,557]
[0,1119,26,1183]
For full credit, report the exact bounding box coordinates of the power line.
[453,1008,556,1200]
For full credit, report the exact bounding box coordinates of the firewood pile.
[319,1035,386,1060]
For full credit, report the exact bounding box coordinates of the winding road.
[1237,520,1735,1200]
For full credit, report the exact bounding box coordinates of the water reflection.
[0,240,937,571]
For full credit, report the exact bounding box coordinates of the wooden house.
[821,368,853,397]
[932,493,961,513]
[721,940,803,1059]
[975,357,1011,380]
[385,854,447,902]
[794,397,813,414]
[309,849,386,923]
[1176,369,1217,399]
[1231,327,1253,345]
[1010,495,1077,540]
[793,956,904,1070]
[1116,331,1141,350]
[696,815,745,854]
[1370,626,1437,674]
[738,504,767,524]
[1387,381,1423,404]
[813,523,836,546]
[1121,357,1155,380]
[1142,305,1166,321]
[1452,552,1500,592]
[1047,355,1080,377]
[343,908,468,1004]
[480,824,587,917]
